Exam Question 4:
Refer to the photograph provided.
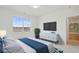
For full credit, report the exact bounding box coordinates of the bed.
[0,32,58,53]
[1,37,55,53]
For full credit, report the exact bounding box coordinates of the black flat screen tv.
[43,22,57,31]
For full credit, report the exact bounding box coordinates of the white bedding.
[16,37,55,53]
[3,37,55,53]
[3,38,25,53]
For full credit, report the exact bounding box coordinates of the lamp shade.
[0,30,6,38]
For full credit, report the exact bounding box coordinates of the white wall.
[0,7,39,39]
[39,7,79,45]
[0,6,79,44]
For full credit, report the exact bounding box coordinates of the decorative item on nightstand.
[34,28,40,39]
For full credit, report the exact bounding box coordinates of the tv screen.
[43,22,56,31]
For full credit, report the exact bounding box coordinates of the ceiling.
[1,5,79,16]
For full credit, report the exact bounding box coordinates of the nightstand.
[53,44,65,53]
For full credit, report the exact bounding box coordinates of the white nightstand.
[53,44,65,53]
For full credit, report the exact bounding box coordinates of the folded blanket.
[19,38,49,53]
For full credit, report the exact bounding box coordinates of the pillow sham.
[2,37,25,53]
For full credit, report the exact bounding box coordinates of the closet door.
[67,16,79,45]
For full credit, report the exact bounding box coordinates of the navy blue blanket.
[19,38,49,53]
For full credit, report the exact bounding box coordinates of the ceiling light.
[31,5,40,8]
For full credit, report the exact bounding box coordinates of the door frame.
[66,17,69,45]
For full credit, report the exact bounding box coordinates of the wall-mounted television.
[43,22,57,31]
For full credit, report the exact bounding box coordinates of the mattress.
[16,37,55,53]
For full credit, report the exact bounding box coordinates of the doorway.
[67,16,79,45]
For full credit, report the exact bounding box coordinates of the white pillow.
[40,32,57,42]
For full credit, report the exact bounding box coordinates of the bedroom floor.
[53,44,79,53]
[64,45,79,53]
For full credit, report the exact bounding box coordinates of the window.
[13,16,32,32]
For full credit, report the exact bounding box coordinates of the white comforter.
[3,37,55,53]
